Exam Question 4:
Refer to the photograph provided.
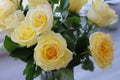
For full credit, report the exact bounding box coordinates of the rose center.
[46,46,57,60]
[33,13,48,28]
[19,26,35,40]
[101,42,109,54]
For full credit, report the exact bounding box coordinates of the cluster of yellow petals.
[34,31,73,71]
[87,0,118,26]
[89,32,114,69]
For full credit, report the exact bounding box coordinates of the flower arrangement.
[0,0,119,80]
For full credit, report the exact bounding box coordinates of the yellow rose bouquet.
[0,0,118,80]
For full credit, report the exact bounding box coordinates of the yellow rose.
[69,0,88,13]
[9,0,20,9]
[2,10,24,36]
[0,0,16,22]
[87,0,118,27]
[34,31,73,71]
[28,0,49,8]
[89,32,114,69]
[26,4,53,35]
[1,10,24,29]
[11,21,37,47]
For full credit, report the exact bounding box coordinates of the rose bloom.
[87,0,118,27]
[89,32,114,69]
[28,0,49,8]
[0,0,16,23]
[26,4,53,35]
[34,31,73,71]
[69,0,88,13]
[11,21,37,47]
[3,10,24,28]
[1,10,24,35]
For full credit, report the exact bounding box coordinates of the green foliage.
[52,19,67,33]
[61,31,75,51]
[68,50,94,71]
[75,34,89,55]
[10,46,35,62]
[4,36,19,52]
[67,55,81,69]
[67,33,93,70]
[18,0,23,10]
[24,60,42,80]
[55,6,61,12]
[82,57,94,71]
[64,16,81,27]
[4,36,41,80]
[60,0,69,12]
[4,36,35,62]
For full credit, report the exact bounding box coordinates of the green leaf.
[33,66,42,78]
[58,68,74,80]
[10,46,35,62]
[24,60,42,80]
[4,36,19,52]
[75,34,89,55]
[19,5,23,11]
[19,56,33,62]
[68,11,80,17]
[18,0,23,10]
[49,0,59,9]
[67,55,81,69]
[10,47,33,58]
[82,57,94,71]
[64,16,81,27]
[60,0,69,12]
[55,6,61,12]
[52,23,67,33]
[53,17,61,27]
[24,60,34,75]
[61,31,75,51]
[67,16,80,24]
[24,60,35,80]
